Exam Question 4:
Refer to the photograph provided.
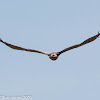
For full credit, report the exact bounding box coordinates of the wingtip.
[0,38,3,42]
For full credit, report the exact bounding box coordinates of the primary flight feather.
[0,32,100,61]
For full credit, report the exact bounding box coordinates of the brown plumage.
[0,32,100,61]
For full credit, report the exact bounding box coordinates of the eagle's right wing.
[0,38,49,55]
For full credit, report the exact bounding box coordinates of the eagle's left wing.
[58,33,100,55]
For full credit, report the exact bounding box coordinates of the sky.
[0,0,100,100]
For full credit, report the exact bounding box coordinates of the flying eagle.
[0,32,100,61]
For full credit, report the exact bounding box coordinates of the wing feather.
[58,33,100,55]
[0,39,49,55]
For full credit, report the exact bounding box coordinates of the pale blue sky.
[0,0,100,100]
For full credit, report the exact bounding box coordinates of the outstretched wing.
[0,39,49,55]
[58,33,100,55]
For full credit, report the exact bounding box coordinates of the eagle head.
[48,53,59,60]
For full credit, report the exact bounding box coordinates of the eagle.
[0,32,100,61]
